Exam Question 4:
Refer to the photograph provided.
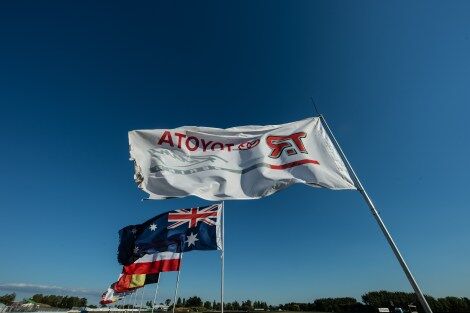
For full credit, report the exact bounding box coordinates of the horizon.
[1,283,467,307]
[1,0,469,309]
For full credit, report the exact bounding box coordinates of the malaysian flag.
[117,203,222,265]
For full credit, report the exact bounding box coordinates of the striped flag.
[123,251,181,275]
[113,273,159,293]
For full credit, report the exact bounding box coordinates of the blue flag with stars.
[118,203,222,265]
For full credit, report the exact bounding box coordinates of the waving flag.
[123,251,181,275]
[114,273,159,293]
[129,117,356,200]
[167,207,218,229]
[100,286,119,305]
[100,284,133,305]
[118,204,222,265]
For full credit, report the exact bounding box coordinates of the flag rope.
[220,201,225,313]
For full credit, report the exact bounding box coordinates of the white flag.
[129,117,356,200]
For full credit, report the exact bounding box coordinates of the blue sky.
[1,0,469,306]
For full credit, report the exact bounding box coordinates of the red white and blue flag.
[117,204,222,265]
[168,206,218,229]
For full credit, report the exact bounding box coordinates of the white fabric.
[134,252,181,263]
[129,117,356,200]
[102,287,121,302]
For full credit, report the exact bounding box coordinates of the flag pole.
[319,115,433,313]
[122,293,129,313]
[151,275,161,313]
[126,292,132,312]
[172,251,184,313]
[220,201,225,313]
[138,286,145,313]
[132,289,138,312]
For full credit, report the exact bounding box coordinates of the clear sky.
[0,0,469,306]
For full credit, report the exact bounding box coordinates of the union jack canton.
[167,204,219,229]
[117,203,223,265]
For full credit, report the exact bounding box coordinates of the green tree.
[165,299,171,306]
[313,297,359,312]
[241,300,252,311]
[186,296,202,307]
[232,301,240,310]
[29,294,86,309]
[204,301,212,309]
[0,293,16,306]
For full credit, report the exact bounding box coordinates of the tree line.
[173,297,269,311]
[138,292,470,313]
[362,291,470,313]
[276,291,470,313]
[30,294,87,309]
[3,290,470,312]
[0,293,16,306]
[0,293,87,309]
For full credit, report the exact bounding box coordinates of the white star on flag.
[185,232,199,247]
[149,223,157,231]
[133,246,139,254]
[131,228,137,234]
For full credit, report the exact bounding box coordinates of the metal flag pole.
[132,289,139,312]
[220,201,225,313]
[319,115,433,313]
[138,286,145,313]
[172,251,184,313]
[126,292,133,312]
[151,275,161,313]
[122,293,129,313]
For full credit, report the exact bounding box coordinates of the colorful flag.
[113,273,159,293]
[100,283,131,305]
[123,251,181,275]
[129,117,356,200]
[100,288,117,305]
[118,204,222,265]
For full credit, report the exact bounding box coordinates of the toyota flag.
[128,117,356,200]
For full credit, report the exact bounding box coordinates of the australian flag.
[118,203,222,265]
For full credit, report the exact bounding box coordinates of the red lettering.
[290,133,307,152]
[186,136,199,151]
[211,142,224,151]
[225,143,234,151]
[201,139,213,152]
[175,132,186,149]
[157,131,174,147]
[266,132,307,158]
